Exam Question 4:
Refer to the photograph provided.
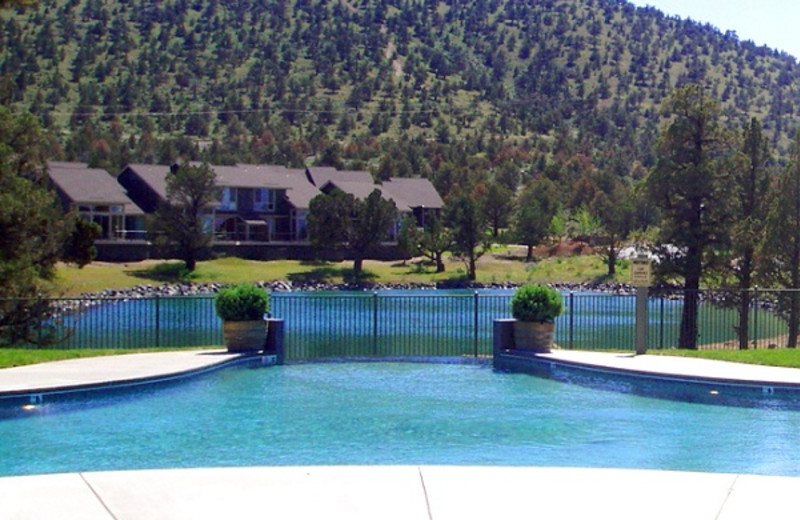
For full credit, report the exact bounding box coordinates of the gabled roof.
[280,168,321,210]
[211,163,295,189]
[321,180,410,212]
[48,162,144,215]
[307,166,374,187]
[120,163,171,200]
[122,163,323,210]
[381,177,444,210]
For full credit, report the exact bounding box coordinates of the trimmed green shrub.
[214,284,269,321]
[510,284,563,323]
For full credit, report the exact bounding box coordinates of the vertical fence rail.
[2,289,799,355]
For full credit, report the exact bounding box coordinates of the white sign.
[630,258,652,287]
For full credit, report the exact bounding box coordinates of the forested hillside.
[2,0,800,195]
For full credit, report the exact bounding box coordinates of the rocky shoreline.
[83,279,643,300]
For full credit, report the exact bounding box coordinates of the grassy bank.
[55,248,623,296]
[653,348,800,369]
[4,347,800,370]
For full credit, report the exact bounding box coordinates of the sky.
[627,1,800,59]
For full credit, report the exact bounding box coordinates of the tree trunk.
[353,256,363,278]
[789,256,800,348]
[525,245,533,262]
[435,252,445,273]
[737,289,751,350]
[468,254,476,281]
[737,255,753,350]
[679,246,701,350]
[789,291,799,349]
[606,241,617,277]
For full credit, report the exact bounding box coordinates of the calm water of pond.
[54,290,787,354]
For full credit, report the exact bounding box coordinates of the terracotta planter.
[222,320,267,353]
[513,321,555,353]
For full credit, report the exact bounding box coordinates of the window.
[219,187,237,211]
[253,188,276,212]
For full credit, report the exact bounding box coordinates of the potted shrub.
[215,283,269,353]
[510,284,563,353]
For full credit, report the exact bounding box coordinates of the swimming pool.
[2,362,800,477]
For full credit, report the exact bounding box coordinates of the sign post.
[631,257,652,355]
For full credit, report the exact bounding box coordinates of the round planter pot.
[222,320,267,353]
[513,321,555,353]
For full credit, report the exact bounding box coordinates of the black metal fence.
[0,289,796,359]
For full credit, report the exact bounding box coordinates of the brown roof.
[48,162,144,215]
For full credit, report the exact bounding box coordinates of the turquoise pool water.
[2,362,800,477]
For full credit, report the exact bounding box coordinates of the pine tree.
[148,162,219,272]
[647,84,735,349]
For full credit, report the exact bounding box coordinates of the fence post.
[752,286,758,349]
[473,291,479,358]
[154,295,160,348]
[659,294,665,350]
[568,291,574,350]
[372,291,378,356]
[636,286,649,354]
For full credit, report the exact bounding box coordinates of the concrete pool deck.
[1,349,800,518]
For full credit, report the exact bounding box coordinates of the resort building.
[47,161,147,242]
[42,161,446,262]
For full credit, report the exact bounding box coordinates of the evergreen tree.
[420,214,450,273]
[61,216,101,268]
[396,215,421,265]
[0,108,73,344]
[307,188,396,278]
[591,174,635,277]
[480,181,514,239]
[148,162,219,272]
[762,132,800,348]
[446,192,489,281]
[348,190,397,277]
[729,117,772,349]
[646,84,735,349]
[512,176,559,262]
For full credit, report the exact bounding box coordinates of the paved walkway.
[1,350,800,519]
[540,350,800,386]
[0,349,242,395]
[2,465,799,520]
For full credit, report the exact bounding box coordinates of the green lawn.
[55,249,627,296]
[32,252,800,370]
[4,346,800,371]
[652,348,800,369]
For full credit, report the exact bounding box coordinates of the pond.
[49,290,788,356]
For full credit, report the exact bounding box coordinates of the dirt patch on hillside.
[536,240,594,257]
[498,241,595,261]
